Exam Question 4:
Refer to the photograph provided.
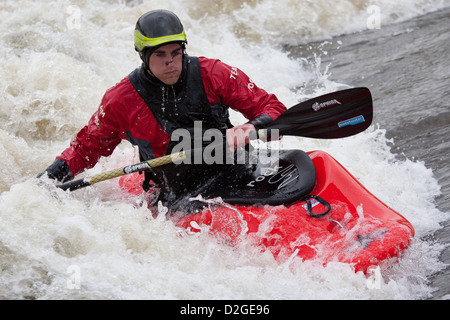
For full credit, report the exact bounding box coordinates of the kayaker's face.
[148,43,183,85]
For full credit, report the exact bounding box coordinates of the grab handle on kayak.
[304,195,331,218]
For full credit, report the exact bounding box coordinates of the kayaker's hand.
[37,158,73,183]
[226,123,257,152]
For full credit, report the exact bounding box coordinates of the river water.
[0,0,449,300]
[288,6,450,299]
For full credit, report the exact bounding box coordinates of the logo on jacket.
[312,99,341,111]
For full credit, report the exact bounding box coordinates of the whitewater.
[0,0,449,300]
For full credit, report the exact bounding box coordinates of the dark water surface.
[290,7,450,299]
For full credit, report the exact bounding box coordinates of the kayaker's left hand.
[226,123,256,152]
[37,158,73,183]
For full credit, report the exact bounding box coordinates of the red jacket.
[58,56,286,176]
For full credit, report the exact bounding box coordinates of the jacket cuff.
[248,114,273,130]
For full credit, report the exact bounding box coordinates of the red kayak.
[119,149,414,273]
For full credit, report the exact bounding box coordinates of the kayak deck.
[119,150,414,273]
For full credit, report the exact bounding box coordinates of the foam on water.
[1,0,449,299]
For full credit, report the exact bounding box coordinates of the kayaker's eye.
[172,50,182,58]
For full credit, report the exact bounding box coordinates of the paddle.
[57,87,372,191]
[259,87,372,140]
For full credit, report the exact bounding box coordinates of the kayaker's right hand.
[37,158,73,183]
[226,123,257,152]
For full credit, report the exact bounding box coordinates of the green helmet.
[134,10,187,68]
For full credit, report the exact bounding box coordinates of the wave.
[178,0,450,45]
[0,0,448,299]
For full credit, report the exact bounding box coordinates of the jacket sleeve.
[57,92,123,177]
[199,57,287,122]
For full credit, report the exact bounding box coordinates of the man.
[39,10,286,211]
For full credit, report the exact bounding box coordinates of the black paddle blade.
[265,87,373,139]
